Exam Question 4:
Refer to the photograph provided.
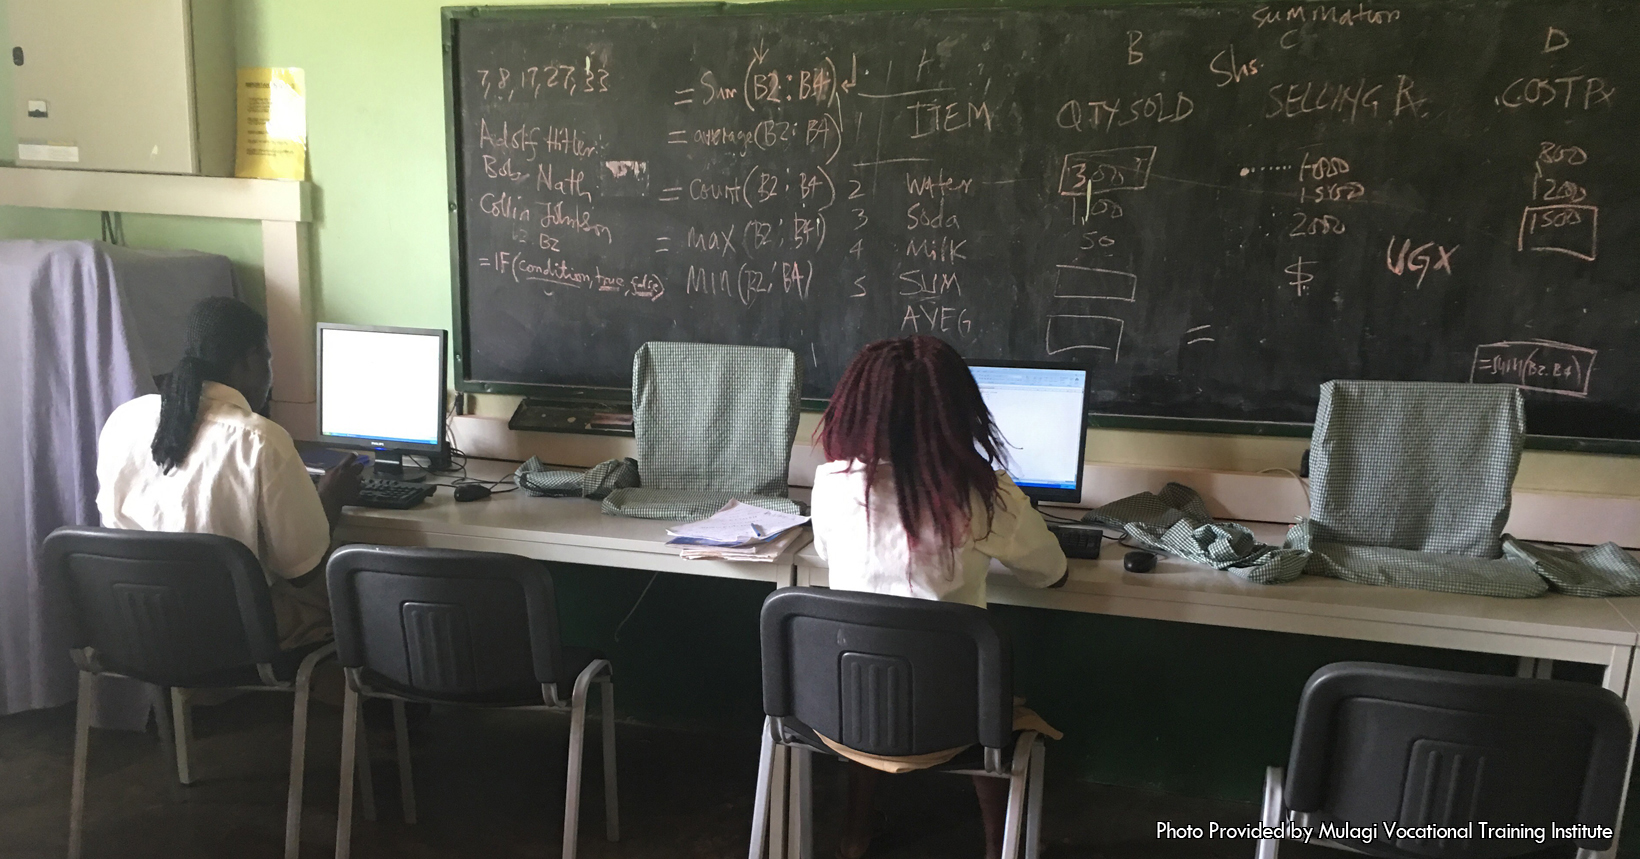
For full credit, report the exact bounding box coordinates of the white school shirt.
[96,382,334,650]
[810,460,1068,606]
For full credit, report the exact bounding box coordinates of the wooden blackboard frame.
[442,2,1640,457]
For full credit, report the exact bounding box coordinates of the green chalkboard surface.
[445,1,1640,446]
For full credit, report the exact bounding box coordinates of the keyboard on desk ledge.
[354,478,434,510]
[1047,522,1103,560]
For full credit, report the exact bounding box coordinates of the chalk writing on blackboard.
[1471,340,1597,397]
[447,2,1640,443]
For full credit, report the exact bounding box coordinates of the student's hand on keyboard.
[317,455,364,524]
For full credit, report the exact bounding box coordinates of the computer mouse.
[1123,551,1157,573]
[453,484,492,502]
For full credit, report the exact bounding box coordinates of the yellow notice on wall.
[235,68,307,180]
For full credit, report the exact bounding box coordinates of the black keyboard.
[354,478,434,510]
[1047,522,1103,560]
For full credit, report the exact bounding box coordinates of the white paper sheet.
[666,499,810,546]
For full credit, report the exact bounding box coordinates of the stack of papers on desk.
[667,500,809,562]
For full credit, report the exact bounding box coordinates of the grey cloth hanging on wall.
[0,240,236,729]
[601,342,804,520]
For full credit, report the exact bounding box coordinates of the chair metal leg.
[356,698,376,823]
[284,645,331,859]
[598,677,619,842]
[392,700,416,824]
[1256,766,1285,859]
[67,671,94,859]
[335,686,360,859]
[770,745,789,859]
[170,688,194,786]
[562,659,608,859]
[150,685,180,789]
[1000,732,1035,859]
[748,717,777,859]
[1024,739,1046,859]
[786,745,812,859]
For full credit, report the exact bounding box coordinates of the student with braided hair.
[810,335,1068,859]
[96,297,362,651]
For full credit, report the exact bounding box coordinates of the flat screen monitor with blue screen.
[967,361,1091,505]
[318,324,447,476]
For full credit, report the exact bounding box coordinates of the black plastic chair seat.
[775,715,1018,773]
[324,545,620,859]
[354,644,607,706]
[1257,661,1633,859]
[98,639,333,690]
[43,525,332,859]
[752,588,1048,859]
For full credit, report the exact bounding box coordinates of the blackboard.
[444,1,1640,448]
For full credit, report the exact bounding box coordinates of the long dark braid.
[817,336,1006,560]
[151,297,268,473]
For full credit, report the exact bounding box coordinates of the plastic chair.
[42,525,335,859]
[1257,662,1633,859]
[752,587,1046,859]
[325,545,617,859]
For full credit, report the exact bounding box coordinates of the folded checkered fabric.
[604,342,802,520]
[1503,537,1640,598]
[599,489,804,520]
[1286,520,1548,598]
[1086,482,1306,584]
[1307,380,1523,558]
[515,457,640,500]
[1083,482,1209,531]
[1129,518,1309,584]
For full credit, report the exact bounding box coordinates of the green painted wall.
[4,2,1637,848]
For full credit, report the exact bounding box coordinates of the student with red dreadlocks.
[810,335,1068,859]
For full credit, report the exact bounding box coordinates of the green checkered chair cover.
[1293,381,1557,597]
[1085,482,1306,584]
[1307,380,1524,558]
[1505,538,1640,598]
[602,342,803,520]
[1286,519,1549,598]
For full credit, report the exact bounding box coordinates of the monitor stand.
[371,450,430,483]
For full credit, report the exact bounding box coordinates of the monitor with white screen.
[967,361,1091,505]
[317,324,447,478]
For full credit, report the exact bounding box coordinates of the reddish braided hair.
[817,336,1005,554]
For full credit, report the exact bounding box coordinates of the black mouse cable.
[427,474,520,494]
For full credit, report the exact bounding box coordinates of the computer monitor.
[317,323,448,479]
[967,360,1092,505]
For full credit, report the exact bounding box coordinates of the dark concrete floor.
[0,692,1332,859]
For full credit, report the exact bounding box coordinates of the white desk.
[797,523,1639,686]
[334,461,805,586]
